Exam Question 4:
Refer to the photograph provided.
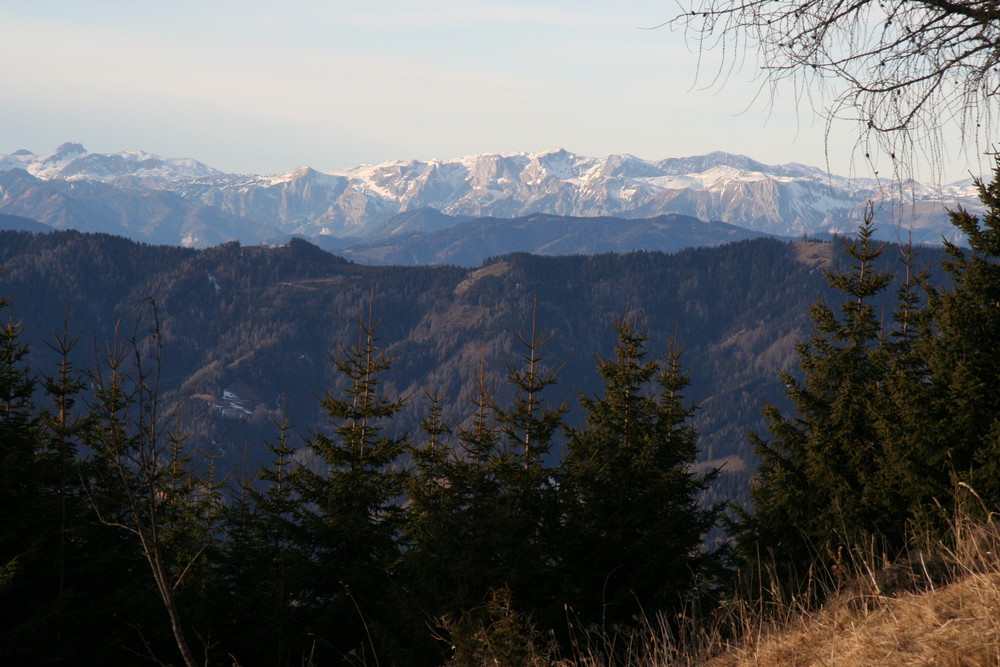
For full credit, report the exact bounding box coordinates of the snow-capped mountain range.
[0,142,221,185]
[0,143,981,253]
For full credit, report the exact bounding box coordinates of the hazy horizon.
[2,0,989,182]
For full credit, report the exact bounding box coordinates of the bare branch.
[674,0,1000,176]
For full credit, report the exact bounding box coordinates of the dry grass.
[706,507,1000,666]
[707,572,1000,666]
[446,498,1000,666]
[453,566,1000,666]
[790,241,835,270]
[562,502,1000,666]
[447,565,1000,666]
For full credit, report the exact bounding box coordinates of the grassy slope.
[712,574,1000,665]
[702,512,1000,667]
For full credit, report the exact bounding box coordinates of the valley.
[0,228,948,505]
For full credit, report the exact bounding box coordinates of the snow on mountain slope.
[0,144,980,247]
[0,143,221,186]
[0,165,278,248]
[206,147,974,242]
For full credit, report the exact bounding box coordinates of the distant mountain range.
[0,143,980,259]
[332,211,771,266]
[0,213,52,233]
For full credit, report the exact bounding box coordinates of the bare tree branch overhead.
[673,0,1000,176]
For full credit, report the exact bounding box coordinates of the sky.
[0,0,985,181]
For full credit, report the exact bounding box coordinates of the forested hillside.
[2,218,980,666]
[0,229,927,501]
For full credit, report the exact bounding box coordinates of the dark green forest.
[0,225,892,502]
[1,163,998,665]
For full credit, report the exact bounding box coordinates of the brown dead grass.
[791,241,835,270]
[707,571,1000,666]
[456,499,1000,667]
[705,509,1000,667]
[453,261,510,296]
[457,564,1000,667]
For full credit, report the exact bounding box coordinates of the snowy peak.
[35,141,86,160]
[0,143,981,248]
[267,166,346,189]
[0,144,221,185]
[654,151,766,175]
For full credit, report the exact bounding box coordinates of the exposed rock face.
[0,145,979,248]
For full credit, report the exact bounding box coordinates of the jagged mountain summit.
[0,144,980,251]
[0,142,221,186]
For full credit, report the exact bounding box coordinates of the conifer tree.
[214,406,315,667]
[918,160,1000,508]
[230,410,305,666]
[496,304,566,475]
[405,363,509,623]
[34,313,128,662]
[402,390,457,613]
[0,295,48,660]
[85,313,219,667]
[870,242,950,542]
[405,310,566,659]
[739,213,903,587]
[492,307,565,621]
[560,311,717,631]
[290,294,410,663]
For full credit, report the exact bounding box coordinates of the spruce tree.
[0,296,48,660]
[560,311,717,631]
[85,313,219,667]
[217,409,306,667]
[290,296,410,663]
[492,308,565,622]
[405,310,565,660]
[402,390,461,638]
[0,300,140,663]
[405,364,511,630]
[35,315,128,664]
[870,242,950,542]
[738,214,904,590]
[918,160,1000,508]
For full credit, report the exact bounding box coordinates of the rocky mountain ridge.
[0,143,980,250]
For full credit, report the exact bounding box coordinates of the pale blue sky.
[0,0,981,180]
